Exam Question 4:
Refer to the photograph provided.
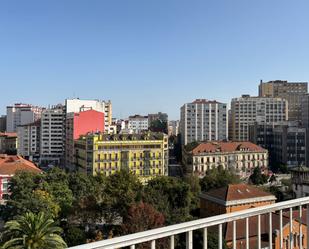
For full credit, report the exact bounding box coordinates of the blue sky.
[1,0,309,119]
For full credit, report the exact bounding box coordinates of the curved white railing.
[69,196,309,249]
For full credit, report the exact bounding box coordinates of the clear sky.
[1,0,309,120]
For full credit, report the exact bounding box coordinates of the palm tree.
[2,212,67,249]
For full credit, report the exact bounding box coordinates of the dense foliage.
[0,167,241,248]
[2,212,67,249]
[249,167,268,185]
[200,166,241,192]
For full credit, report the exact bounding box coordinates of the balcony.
[68,196,309,249]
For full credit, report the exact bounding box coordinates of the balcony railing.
[68,196,309,249]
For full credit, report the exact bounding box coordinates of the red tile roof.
[0,132,17,138]
[205,184,274,201]
[191,141,266,155]
[0,155,41,175]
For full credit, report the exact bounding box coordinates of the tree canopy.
[200,167,241,192]
[2,212,67,249]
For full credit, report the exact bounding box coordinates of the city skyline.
[1,1,309,119]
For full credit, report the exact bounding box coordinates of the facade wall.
[200,198,275,218]
[180,100,228,145]
[128,116,149,133]
[65,110,105,167]
[0,134,18,154]
[73,110,104,139]
[17,123,40,161]
[65,99,112,130]
[249,122,307,167]
[75,133,169,182]
[259,80,308,122]
[6,104,43,132]
[0,176,10,200]
[40,106,65,165]
[185,151,268,177]
[0,116,6,132]
[273,221,307,249]
[231,96,288,141]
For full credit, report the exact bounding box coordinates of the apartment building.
[183,141,268,177]
[75,132,168,181]
[148,112,168,124]
[180,99,228,145]
[0,132,18,154]
[0,154,41,201]
[249,121,307,168]
[259,80,308,122]
[291,165,309,198]
[301,94,309,128]
[168,120,180,136]
[230,95,288,141]
[17,120,41,162]
[0,116,6,132]
[128,115,149,133]
[6,103,44,132]
[65,110,105,168]
[40,105,65,166]
[65,99,112,131]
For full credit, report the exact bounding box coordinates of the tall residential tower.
[259,80,307,122]
[180,99,228,145]
[230,95,288,141]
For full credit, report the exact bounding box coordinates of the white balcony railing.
[69,196,309,249]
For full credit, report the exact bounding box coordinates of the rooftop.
[129,115,148,119]
[290,165,309,173]
[190,141,266,155]
[192,99,223,104]
[202,184,275,202]
[79,132,166,141]
[0,154,41,176]
[0,132,17,138]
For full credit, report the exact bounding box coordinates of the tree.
[149,120,168,133]
[68,172,95,200]
[269,174,277,184]
[122,202,166,249]
[183,175,201,217]
[249,167,268,185]
[101,170,143,222]
[64,227,86,247]
[122,202,165,233]
[200,167,241,192]
[143,176,192,225]
[1,171,45,220]
[2,170,71,220]
[2,212,67,249]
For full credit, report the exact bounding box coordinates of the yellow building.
[75,132,169,181]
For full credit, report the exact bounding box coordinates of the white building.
[65,99,112,130]
[168,120,180,136]
[180,99,228,145]
[128,115,149,133]
[6,103,44,132]
[291,165,309,198]
[230,95,288,141]
[17,120,41,162]
[183,141,268,177]
[40,105,65,166]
